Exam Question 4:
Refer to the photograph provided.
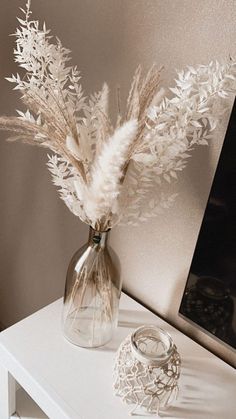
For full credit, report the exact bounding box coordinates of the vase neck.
[130,326,174,367]
[89,226,110,248]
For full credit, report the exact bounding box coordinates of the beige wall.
[0,1,235,364]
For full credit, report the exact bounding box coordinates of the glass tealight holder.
[113,325,181,416]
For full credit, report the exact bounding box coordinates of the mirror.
[179,98,236,350]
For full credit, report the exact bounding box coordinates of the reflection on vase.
[62,227,121,348]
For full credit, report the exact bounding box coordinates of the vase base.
[62,332,113,349]
[62,306,115,348]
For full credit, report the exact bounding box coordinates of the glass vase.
[62,227,121,348]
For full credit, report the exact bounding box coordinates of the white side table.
[0,293,235,419]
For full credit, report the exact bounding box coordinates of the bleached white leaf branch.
[119,60,236,224]
[0,1,235,230]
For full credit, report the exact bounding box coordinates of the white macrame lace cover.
[113,333,181,416]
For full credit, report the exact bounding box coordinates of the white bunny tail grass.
[83,119,138,230]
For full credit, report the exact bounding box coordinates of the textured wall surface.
[0,1,235,364]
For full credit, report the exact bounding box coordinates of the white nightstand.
[0,293,235,419]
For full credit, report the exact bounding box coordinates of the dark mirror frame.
[179,98,236,353]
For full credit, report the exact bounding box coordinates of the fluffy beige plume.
[94,83,111,155]
[66,134,81,159]
[82,119,138,228]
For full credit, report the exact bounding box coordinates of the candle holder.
[113,325,181,416]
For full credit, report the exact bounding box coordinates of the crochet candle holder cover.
[113,325,181,416]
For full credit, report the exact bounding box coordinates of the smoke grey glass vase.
[62,227,121,348]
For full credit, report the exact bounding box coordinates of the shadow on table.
[118,308,156,328]
[95,309,156,352]
[163,356,235,419]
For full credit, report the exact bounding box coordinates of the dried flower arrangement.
[0,0,236,232]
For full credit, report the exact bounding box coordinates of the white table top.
[0,293,235,419]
